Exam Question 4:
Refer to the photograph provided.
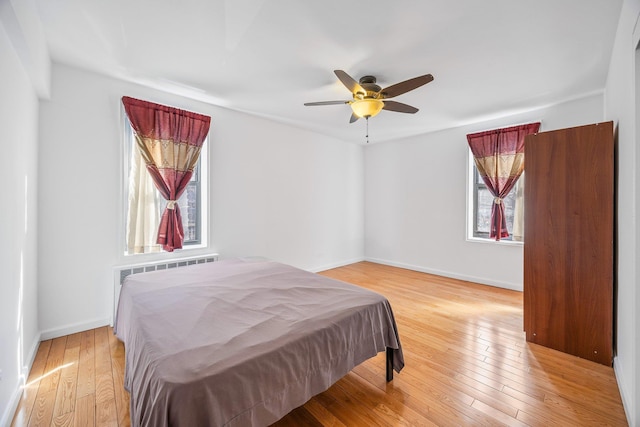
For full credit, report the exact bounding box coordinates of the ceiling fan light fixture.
[350,99,384,118]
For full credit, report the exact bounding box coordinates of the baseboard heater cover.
[112,253,219,324]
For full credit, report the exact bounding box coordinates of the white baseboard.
[309,257,366,273]
[0,332,42,427]
[23,333,41,382]
[364,257,524,292]
[1,378,21,427]
[613,356,634,426]
[40,317,111,341]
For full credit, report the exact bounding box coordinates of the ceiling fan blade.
[334,70,365,94]
[349,113,359,123]
[382,100,419,114]
[304,100,350,106]
[380,74,434,98]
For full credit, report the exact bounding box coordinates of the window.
[175,164,201,244]
[123,118,207,255]
[468,150,524,242]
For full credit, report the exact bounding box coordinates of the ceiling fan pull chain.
[366,117,369,144]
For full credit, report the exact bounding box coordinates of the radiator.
[112,253,219,325]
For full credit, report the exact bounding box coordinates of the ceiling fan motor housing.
[356,76,382,99]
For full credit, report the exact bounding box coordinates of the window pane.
[180,183,199,243]
[190,163,199,182]
[502,186,517,234]
[476,168,483,183]
[476,187,493,233]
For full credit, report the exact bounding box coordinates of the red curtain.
[122,96,211,252]
[467,122,540,240]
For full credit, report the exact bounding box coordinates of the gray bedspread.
[114,257,404,426]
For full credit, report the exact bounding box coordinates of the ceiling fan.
[304,70,434,123]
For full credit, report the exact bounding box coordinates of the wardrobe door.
[523,121,613,366]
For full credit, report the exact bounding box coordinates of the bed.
[114,257,404,426]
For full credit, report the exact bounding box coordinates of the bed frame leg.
[386,347,393,382]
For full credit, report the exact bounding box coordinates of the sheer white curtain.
[512,173,525,241]
[127,146,161,254]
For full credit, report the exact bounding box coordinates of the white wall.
[0,16,42,427]
[210,107,364,272]
[37,63,364,338]
[364,93,604,291]
[605,0,640,424]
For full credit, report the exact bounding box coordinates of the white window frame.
[466,148,523,245]
[120,108,209,257]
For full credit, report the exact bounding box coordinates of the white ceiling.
[34,0,622,143]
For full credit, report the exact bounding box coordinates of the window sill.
[466,236,524,246]
[122,243,211,261]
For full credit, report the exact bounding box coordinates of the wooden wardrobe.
[523,121,614,366]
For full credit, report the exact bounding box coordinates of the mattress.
[114,257,404,426]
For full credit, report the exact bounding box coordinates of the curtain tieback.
[166,200,177,209]
[494,197,503,205]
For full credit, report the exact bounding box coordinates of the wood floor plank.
[76,329,96,399]
[27,337,67,427]
[11,340,52,427]
[50,412,74,427]
[470,398,528,427]
[52,334,81,419]
[10,262,629,426]
[321,380,390,427]
[339,372,435,426]
[108,328,130,427]
[300,398,347,427]
[36,337,67,395]
[94,326,118,427]
[26,390,57,427]
[271,407,323,427]
[73,394,96,427]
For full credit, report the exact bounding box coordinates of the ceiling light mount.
[357,75,382,94]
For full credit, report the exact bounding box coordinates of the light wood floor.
[11,262,628,426]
